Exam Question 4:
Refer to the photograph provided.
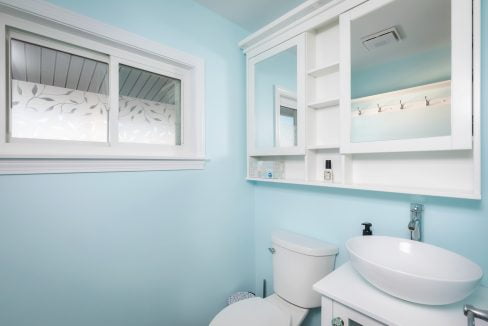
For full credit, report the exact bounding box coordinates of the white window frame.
[0,0,205,173]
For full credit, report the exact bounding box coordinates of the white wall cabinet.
[241,0,481,200]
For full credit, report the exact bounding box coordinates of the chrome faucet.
[464,304,488,326]
[408,203,423,241]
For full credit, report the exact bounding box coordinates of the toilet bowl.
[210,230,338,326]
[210,294,307,326]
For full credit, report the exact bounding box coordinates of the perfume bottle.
[324,160,333,182]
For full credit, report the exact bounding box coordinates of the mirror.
[350,0,451,143]
[254,46,297,150]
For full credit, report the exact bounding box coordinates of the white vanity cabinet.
[314,263,488,326]
[240,0,481,200]
[323,299,385,326]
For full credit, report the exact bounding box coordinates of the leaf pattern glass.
[9,39,109,142]
[118,64,182,145]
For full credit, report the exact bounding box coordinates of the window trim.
[0,0,206,173]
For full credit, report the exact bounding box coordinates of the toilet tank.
[271,230,338,309]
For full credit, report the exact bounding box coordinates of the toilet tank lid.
[272,230,338,256]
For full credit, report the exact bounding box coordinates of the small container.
[257,161,285,179]
[324,160,333,182]
[362,222,373,236]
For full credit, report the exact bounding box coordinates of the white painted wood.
[450,0,473,150]
[248,34,306,156]
[314,263,488,326]
[250,155,306,181]
[351,150,475,194]
[0,20,6,144]
[308,62,339,77]
[0,0,206,171]
[0,158,205,174]
[307,144,339,150]
[243,0,480,199]
[314,23,340,68]
[239,0,366,57]
[308,98,339,109]
[248,177,481,200]
[321,297,333,326]
[308,106,340,148]
[472,0,482,199]
[306,148,343,184]
[339,0,473,154]
[333,301,386,325]
[108,56,119,146]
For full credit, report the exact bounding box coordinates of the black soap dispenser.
[362,222,373,236]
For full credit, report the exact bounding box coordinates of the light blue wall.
[0,1,254,326]
[1,2,486,326]
[254,4,488,326]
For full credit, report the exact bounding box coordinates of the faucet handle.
[410,203,424,212]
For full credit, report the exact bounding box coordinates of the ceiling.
[194,0,308,32]
[11,39,177,104]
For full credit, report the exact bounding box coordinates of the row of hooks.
[355,95,444,116]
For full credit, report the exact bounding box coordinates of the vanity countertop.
[313,262,488,326]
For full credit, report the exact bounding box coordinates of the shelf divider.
[308,97,339,109]
[307,61,340,77]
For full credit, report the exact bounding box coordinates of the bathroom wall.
[254,3,488,326]
[0,1,254,326]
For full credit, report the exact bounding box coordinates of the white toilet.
[210,230,338,326]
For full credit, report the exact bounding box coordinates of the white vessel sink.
[346,236,483,305]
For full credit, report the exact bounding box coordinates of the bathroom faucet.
[408,203,423,241]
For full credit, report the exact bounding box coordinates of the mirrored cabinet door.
[340,0,473,153]
[248,34,305,155]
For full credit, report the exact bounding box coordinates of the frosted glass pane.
[118,65,181,145]
[9,39,109,142]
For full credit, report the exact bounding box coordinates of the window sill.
[0,158,206,174]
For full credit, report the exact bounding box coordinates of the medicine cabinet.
[248,34,305,156]
[241,0,480,199]
[340,0,473,153]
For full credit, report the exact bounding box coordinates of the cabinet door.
[247,34,306,156]
[330,302,386,326]
[339,0,473,153]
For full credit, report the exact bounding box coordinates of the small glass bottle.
[324,160,333,182]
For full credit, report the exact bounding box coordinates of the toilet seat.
[210,297,291,326]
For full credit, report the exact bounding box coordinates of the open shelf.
[246,178,480,200]
[307,143,340,150]
[308,97,339,109]
[308,61,339,77]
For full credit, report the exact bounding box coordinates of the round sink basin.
[346,236,483,305]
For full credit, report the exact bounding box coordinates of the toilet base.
[265,294,309,326]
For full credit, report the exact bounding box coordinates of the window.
[118,64,181,145]
[10,37,110,143]
[0,8,205,173]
